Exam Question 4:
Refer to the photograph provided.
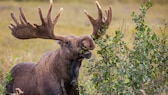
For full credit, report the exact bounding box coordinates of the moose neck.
[55,48,76,80]
[37,48,76,80]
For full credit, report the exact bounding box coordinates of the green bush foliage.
[81,1,168,94]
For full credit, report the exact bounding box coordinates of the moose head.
[7,0,112,95]
[9,0,112,60]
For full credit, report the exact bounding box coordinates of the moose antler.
[9,0,64,41]
[84,1,112,40]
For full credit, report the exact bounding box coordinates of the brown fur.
[6,36,95,95]
[7,0,112,94]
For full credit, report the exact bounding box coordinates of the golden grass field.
[0,0,167,94]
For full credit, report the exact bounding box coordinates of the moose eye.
[65,41,72,48]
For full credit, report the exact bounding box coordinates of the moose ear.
[57,40,64,47]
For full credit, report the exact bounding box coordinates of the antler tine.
[38,8,45,25]
[95,1,103,21]
[36,0,54,26]
[19,15,24,25]
[19,7,28,24]
[53,7,63,25]
[51,7,64,41]
[106,6,112,25]
[48,0,64,40]
[84,1,112,40]
[84,10,95,25]
[10,12,19,25]
[9,23,15,31]
[19,8,26,25]
[47,0,53,23]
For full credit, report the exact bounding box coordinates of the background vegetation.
[0,0,167,94]
[79,1,168,94]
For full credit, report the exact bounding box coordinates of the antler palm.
[9,2,64,40]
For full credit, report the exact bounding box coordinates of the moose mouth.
[81,51,92,59]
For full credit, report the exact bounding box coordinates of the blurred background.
[1,0,168,3]
[0,0,167,94]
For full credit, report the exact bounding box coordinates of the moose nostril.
[90,46,95,50]
[83,46,87,50]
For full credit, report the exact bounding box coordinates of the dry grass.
[0,0,167,94]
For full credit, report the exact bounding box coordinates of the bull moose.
[6,0,112,95]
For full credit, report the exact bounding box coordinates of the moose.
[6,0,112,95]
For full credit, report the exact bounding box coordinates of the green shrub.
[80,1,168,94]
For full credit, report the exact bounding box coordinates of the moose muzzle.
[81,51,92,59]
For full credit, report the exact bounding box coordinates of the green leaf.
[5,72,13,83]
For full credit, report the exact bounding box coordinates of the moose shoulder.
[6,0,112,95]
